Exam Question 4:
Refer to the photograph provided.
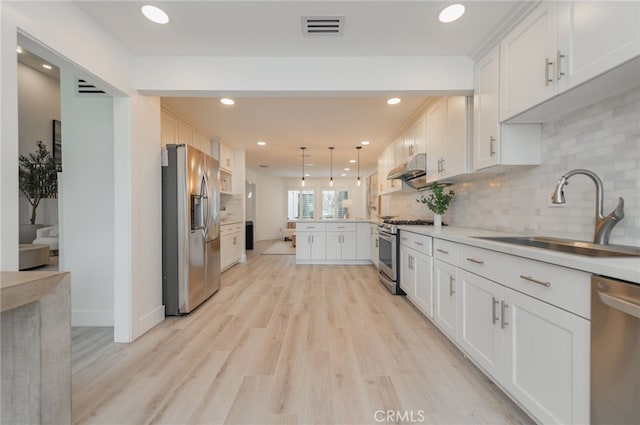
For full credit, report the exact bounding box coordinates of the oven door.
[378,230,396,281]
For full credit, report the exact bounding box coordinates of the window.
[287,190,314,219]
[322,190,349,219]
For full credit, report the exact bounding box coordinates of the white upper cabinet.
[500,1,640,122]
[557,1,640,91]
[425,99,446,181]
[219,142,233,173]
[500,2,559,121]
[427,96,470,183]
[474,46,541,172]
[474,46,502,170]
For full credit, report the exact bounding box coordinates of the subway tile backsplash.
[383,86,640,246]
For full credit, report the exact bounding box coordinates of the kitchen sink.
[472,236,640,258]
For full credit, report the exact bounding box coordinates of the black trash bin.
[245,221,254,250]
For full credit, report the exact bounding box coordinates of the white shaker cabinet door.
[458,270,504,382]
[557,1,640,91]
[502,287,590,425]
[433,259,458,342]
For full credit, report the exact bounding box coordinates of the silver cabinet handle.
[414,241,424,246]
[500,301,509,329]
[519,275,551,287]
[337,226,346,229]
[466,258,484,265]
[307,226,316,229]
[492,297,500,325]
[449,276,455,296]
[436,248,449,254]
[556,50,565,80]
[401,237,409,241]
[375,239,378,248]
[545,58,554,86]
[489,136,496,156]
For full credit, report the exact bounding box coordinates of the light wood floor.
[72,240,534,425]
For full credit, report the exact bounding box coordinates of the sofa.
[33,226,59,254]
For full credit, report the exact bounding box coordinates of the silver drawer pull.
[338,226,346,229]
[466,257,484,264]
[414,241,424,246]
[401,237,409,241]
[519,275,551,287]
[436,248,449,254]
[307,226,316,229]
[492,297,500,325]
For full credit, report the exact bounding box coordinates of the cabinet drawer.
[326,223,356,232]
[434,239,458,265]
[458,244,590,318]
[401,232,432,256]
[221,224,242,235]
[296,222,326,231]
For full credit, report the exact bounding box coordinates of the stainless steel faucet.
[551,169,624,245]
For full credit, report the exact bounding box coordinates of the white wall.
[383,87,640,246]
[2,2,164,342]
[248,168,285,241]
[60,71,114,326]
[17,63,60,155]
[137,56,474,95]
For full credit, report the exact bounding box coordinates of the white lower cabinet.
[400,231,433,317]
[221,223,243,271]
[502,287,589,425]
[433,259,458,341]
[432,237,590,425]
[459,270,503,381]
[296,232,326,261]
[326,231,356,260]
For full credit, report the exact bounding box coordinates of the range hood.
[387,153,427,179]
[386,153,428,189]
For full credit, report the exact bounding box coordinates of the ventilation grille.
[76,79,107,96]
[302,16,344,35]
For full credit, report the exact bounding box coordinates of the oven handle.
[378,231,395,242]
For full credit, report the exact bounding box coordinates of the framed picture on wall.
[52,119,62,170]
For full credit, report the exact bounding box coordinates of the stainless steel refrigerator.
[162,144,220,315]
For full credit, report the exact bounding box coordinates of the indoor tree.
[18,141,58,225]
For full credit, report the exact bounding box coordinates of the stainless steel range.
[378,218,433,294]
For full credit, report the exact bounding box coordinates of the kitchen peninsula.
[294,219,374,264]
[0,271,71,424]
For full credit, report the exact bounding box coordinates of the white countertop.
[398,225,640,284]
[292,218,376,224]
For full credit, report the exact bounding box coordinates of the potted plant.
[417,182,454,226]
[19,141,58,225]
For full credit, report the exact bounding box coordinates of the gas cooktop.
[382,218,434,225]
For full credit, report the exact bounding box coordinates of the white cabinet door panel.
[434,259,458,342]
[503,288,590,425]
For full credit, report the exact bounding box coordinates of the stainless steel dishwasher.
[591,275,640,424]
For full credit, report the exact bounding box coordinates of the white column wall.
[59,70,115,326]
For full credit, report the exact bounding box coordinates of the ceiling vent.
[76,78,107,96]
[302,16,344,35]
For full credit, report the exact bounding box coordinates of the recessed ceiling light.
[220,98,235,106]
[387,97,401,105]
[16,46,23,54]
[341,173,347,177]
[257,141,266,146]
[306,163,314,167]
[141,5,170,24]
[42,64,52,70]
[349,159,356,163]
[360,141,370,145]
[344,168,350,171]
[439,4,465,23]
[305,173,310,177]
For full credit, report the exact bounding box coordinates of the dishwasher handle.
[598,291,640,319]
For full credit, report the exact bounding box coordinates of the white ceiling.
[73,1,529,179]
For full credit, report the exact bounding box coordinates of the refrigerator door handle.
[201,174,210,235]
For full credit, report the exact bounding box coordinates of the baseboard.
[135,305,165,339]
[72,309,113,326]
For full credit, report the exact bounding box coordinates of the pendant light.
[356,146,362,187]
[300,147,306,187]
[328,146,335,187]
